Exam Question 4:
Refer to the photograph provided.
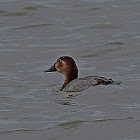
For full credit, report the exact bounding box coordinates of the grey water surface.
[0,0,140,140]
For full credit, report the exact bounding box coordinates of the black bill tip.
[44,65,57,72]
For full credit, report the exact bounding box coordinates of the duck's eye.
[58,59,62,63]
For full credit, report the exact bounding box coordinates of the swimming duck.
[44,56,120,92]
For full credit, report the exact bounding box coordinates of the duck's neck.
[60,80,69,91]
[60,70,78,91]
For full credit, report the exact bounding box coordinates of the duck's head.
[44,56,78,90]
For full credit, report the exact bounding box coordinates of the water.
[0,0,140,139]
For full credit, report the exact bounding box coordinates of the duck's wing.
[62,78,94,92]
[91,76,121,86]
[62,76,121,92]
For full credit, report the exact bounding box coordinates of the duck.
[44,56,121,92]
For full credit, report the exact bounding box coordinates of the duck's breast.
[62,76,97,92]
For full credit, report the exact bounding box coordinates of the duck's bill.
[44,65,57,72]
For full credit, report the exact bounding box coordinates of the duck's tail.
[93,77,122,86]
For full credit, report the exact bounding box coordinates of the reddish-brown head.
[44,56,78,89]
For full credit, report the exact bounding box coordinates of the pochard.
[44,56,121,92]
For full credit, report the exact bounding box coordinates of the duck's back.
[62,76,97,92]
